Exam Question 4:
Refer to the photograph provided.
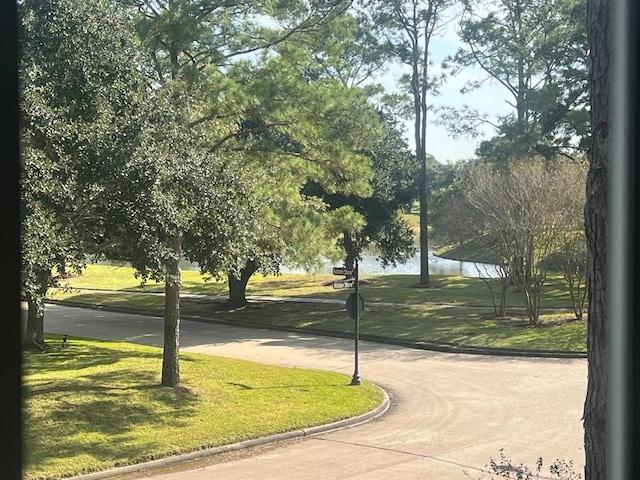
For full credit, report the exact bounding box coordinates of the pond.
[283,251,501,278]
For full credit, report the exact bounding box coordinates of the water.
[283,252,501,278]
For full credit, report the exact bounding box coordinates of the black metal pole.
[351,259,361,385]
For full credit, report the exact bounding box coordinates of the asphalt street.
[42,303,588,480]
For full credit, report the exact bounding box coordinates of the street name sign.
[332,279,356,289]
[332,267,354,277]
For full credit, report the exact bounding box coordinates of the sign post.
[331,262,362,385]
[350,259,361,385]
[346,292,364,320]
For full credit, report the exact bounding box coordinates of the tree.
[222,66,382,304]
[443,0,590,165]
[431,160,513,317]
[544,159,589,322]
[194,14,387,306]
[96,96,260,386]
[430,160,486,248]
[583,0,610,476]
[442,156,586,325]
[303,110,419,271]
[19,0,261,388]
[555,229,588,321]
[365,0,456,286]
[507,158,586,325]
[19,0,148,349]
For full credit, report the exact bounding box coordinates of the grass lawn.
[47,264,587,353]
[23,335,384,480]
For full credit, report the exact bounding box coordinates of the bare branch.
[224,1,351,60]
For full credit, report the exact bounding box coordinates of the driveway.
[43,303,587,480]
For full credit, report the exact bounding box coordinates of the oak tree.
[19,0,148,349]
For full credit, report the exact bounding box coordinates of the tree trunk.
[23,272,49,350]
[418,158,430,286]
[23,290,46,351]
[227,259,258,308]
[344,233,356,271]
[416,92,430,286]
[161,235,182,387]
[526,235,534,285]
[407,18,430,288]
[419,22,431,288]
[583,0,610,478]
[499,281,507,318]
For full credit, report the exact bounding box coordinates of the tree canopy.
[19,0,149,347]
[442,0,589,165]
[303,110,420,271]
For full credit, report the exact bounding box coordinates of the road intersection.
[43,303,587,480]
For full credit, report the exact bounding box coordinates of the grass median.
[46,264,587,354]
[23,334,384,480]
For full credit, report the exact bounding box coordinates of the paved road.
[43,303,587,480]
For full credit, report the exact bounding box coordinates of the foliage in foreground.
[465,449,582,480]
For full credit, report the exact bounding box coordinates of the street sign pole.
[351,258,361,386]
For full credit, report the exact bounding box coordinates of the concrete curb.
[66,388,391,480]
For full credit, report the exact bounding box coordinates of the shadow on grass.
[22,338,163,375]
[226,381,347,390]
[181,299,586,354]
[47,287,585,358]
[23,337,201,474]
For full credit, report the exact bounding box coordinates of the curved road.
[43,303,587,480]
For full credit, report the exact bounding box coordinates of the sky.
[370,13,514,164]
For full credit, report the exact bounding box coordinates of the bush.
[464,449,582,480]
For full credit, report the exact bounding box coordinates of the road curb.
[65,387,391,480]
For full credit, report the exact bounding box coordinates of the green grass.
[400,208,420,237]
[48,264,587,353]
[54,264,576,307]
[23,335,383,480]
